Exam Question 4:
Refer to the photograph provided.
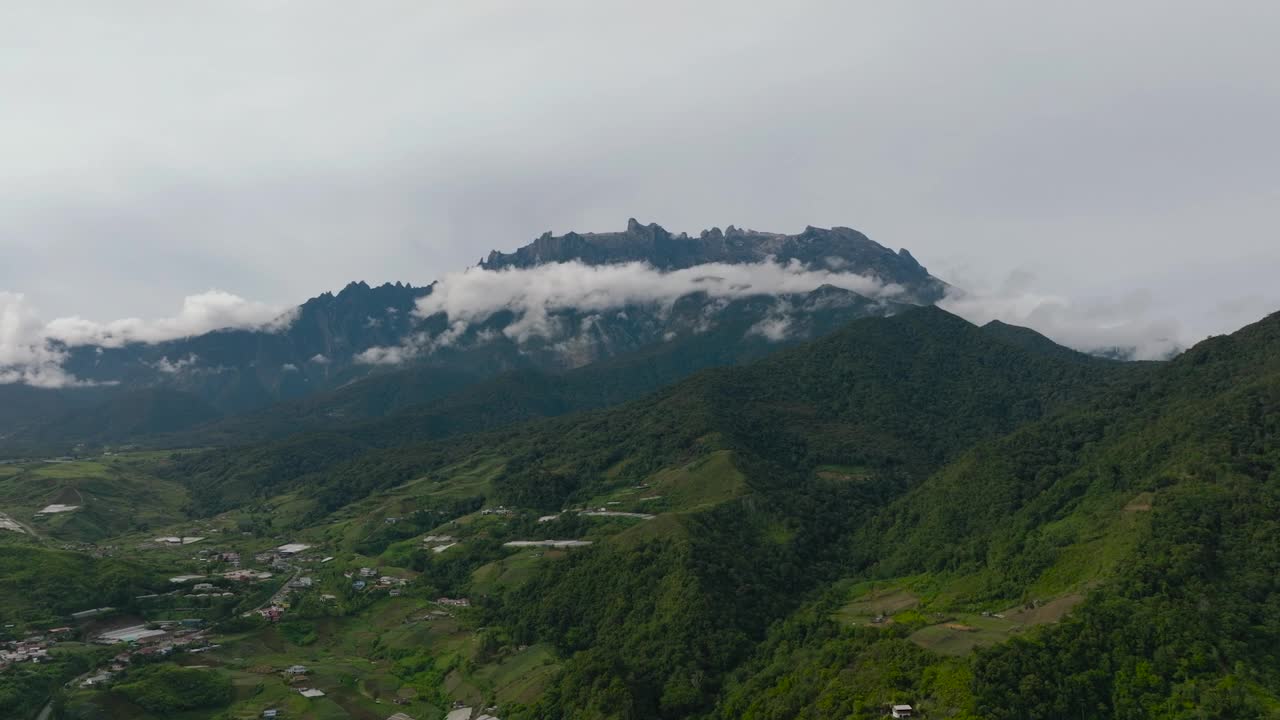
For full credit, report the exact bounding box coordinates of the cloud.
[353,259,903,366]
[0,290,295,387]
[356,321,469,366]
[416,259,901,343]
[747,301,796,342]
[939,271,1183,360]
[0,292,86,388]
[150,354,199,374]
[43,291,295,348]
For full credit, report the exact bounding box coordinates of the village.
[0,446,676,720]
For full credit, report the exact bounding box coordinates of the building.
[299,688,325,698]
[224,569,274,581]
[70,607,114,621]
[891,705,914,718]
[80,672,114,688]
[437,597,470,608]
[277,543,312,555]
[285,664,308,675]
[386,713,416,720]
[262,710,279,719]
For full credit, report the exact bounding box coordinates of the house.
[81,672,114,687]
[262,710,279,719]
[192,582,216,591]
[289,577,314,589]
[353,580,367,590]
[224,569,273,581]
[386,713,416,720]
[299,688,325,698]
[437,597,470,608]
[360,567,378,577]
[277,543,312,555]
[285,664,308,675]
[891,704,914,718]
[389,589,402,597]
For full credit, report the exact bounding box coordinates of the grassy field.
[314,453,508,550]
[834,584,921,625]
[471,549,560,595]
[0,454,190,541]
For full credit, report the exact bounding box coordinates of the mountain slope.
[159,307,1139,720]
[169,287,907,448]
[710,311,1280,719]
[174,306,1130,518]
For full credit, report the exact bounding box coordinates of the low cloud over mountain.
[939,271,1182,360]
[0,291,294,388]
[352,258,904,366]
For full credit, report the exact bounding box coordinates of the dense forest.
[8,307,1280,719]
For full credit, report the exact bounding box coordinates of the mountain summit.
[482,219,947,302]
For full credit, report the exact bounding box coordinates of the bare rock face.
[481,219,947,303]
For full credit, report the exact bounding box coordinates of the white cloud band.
[0,290,295,387]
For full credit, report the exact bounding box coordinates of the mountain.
[158,286,907,448]
[482,219,948,303]
[1,222,951,452]
[11,302,1280,720]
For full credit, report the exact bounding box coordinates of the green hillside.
[17,308,1280,720]
[709,311,1280,719]
[173,307,1134,519]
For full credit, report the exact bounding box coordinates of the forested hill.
[712,310,1280,719]
[171,306,1134,518]
[164,306,1146,720]
[26,306,1280,720]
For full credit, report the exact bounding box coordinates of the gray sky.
[2,1,1278,358]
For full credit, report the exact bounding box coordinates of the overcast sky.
[2,1,1278,356]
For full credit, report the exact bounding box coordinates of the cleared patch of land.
[908,593,1086,656]
[834,586,920,625]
